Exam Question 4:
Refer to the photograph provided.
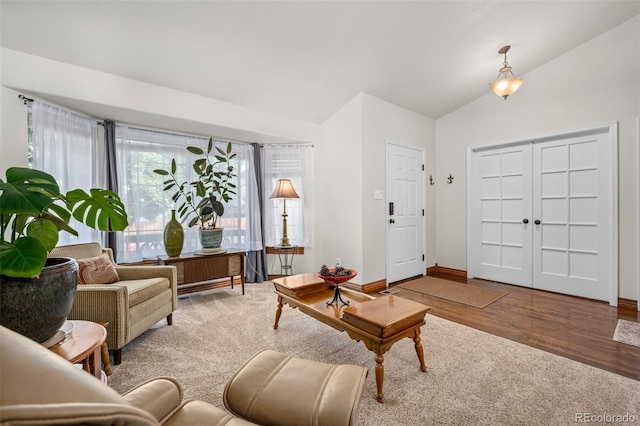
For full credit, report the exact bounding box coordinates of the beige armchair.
[0,326,367,426]
[49,242,178,364]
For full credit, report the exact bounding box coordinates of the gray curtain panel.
[245,143,268,283]
[103,119,119,260]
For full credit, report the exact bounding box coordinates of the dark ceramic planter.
[0,257,78,343]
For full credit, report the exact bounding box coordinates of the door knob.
[522,219,529,224]
[534,219,541,225]
[389,219,395,224]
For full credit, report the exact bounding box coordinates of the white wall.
[435,16,640,300]
[317,94,365,282]
[317,93,435,285]
[0,48,322,173]
[360,94,435,283]
[0,86,29,171]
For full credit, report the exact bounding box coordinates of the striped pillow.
[77,254,120,284]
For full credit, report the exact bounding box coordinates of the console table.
[157,250,245,295]
[272,273,430,402]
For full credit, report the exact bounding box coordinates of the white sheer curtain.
[261,144,314,247]
[31,100,104,246]
[115,126,261,262]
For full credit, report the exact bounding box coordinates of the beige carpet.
[614,319,640,347]
[107,282,639,425]
[397,276,508,308]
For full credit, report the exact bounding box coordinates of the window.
[115,126,261,262]
[262,144,314,247]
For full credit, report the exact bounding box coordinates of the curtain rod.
[259,143,314,148]
[18,94,33,105]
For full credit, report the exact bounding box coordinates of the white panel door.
[470,125,616,303]
[532,133,610,300]
[387,143,424,284]
[473,144,532,286]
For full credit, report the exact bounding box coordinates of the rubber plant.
[0,167,129,278]
[153,138,236,229]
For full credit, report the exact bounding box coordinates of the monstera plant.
[0,167,129,278]
[0,166,128,343]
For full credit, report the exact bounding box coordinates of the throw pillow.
[77,254,120,284]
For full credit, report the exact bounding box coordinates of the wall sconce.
[489,45,524,100]
[269,179,300,246]
[447,174,454,184]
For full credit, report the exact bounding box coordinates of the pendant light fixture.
[489,45,524,100]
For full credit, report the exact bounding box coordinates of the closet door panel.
[473,145,532,286]
[532,133,609,300]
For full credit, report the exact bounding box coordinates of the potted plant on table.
[0,167,129,343]
[154,138,236,253]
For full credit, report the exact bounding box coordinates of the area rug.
[106,282,639,426]
[613,319,640,347]
[396,276,508,308]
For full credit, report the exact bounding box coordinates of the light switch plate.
[374,190,383,200]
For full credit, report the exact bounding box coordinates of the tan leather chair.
[0,326,367,426]
[49,242,178,364]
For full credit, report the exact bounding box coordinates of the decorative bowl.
[318,269,357,285]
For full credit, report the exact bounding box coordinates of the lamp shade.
[270,179,299,199]
[489,76,524,99]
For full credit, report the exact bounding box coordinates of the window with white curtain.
[115,126,261,262]
[262,144,314,247]
[30,101,105,246]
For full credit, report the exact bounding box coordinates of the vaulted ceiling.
[1,1,639,123]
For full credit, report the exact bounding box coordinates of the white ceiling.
[1,1,639,124]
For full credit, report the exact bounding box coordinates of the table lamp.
[269,179,299,246]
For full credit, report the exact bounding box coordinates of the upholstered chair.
[49,242,178,364]
[1,326,367,426]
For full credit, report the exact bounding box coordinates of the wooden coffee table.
[272,273,431,402]
[49,320,107,380]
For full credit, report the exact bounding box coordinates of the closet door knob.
[534,219,541,225]
[522,219,529,224]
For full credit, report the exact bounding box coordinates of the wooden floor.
[391,273,640,381]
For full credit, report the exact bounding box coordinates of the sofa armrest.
[69,285,129,350]
[121,377,183,422]
[116,265,178,311]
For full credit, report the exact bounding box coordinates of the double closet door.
[470,125,617,304]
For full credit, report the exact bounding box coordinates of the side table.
[49,320,107,380]
[273,245,298,276]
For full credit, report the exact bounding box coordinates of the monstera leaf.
[0,167,129,278]
[0,168,61,215]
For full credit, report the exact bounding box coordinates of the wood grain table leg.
[274,295,284,329]
[375,354,385,403]
[413,328,428,372]
[101,342,112,376]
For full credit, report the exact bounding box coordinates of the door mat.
[396,276,508,308]
[613,319,640,348]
